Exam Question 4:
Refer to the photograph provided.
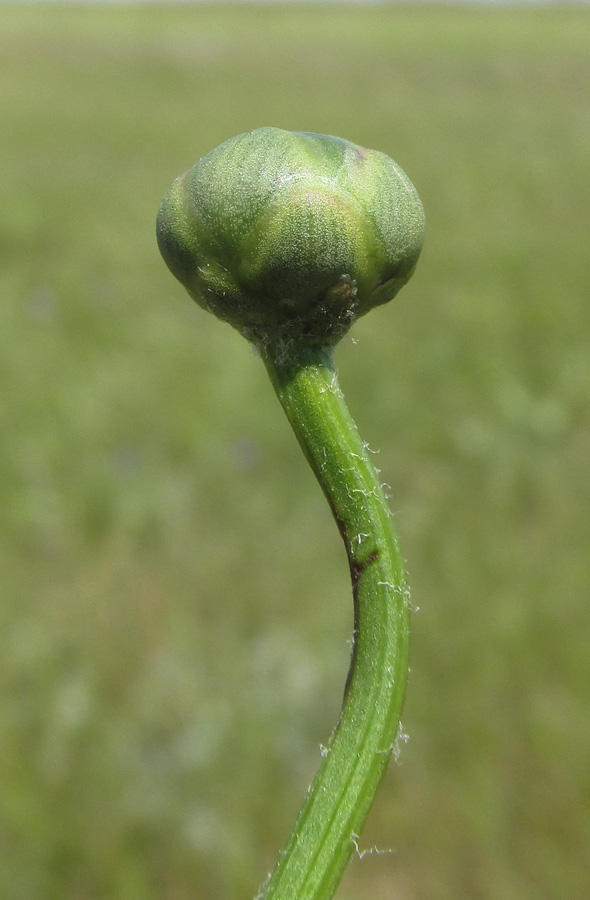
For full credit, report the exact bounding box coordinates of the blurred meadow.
[1,3,589,899]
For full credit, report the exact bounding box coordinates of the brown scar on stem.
[343,549,380,700]
[350,549,379,594]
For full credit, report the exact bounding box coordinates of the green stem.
[257,343,411,900]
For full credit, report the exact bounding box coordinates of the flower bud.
[157,127,424,349]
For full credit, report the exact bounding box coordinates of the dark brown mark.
[344,549,379,700]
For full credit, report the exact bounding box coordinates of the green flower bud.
[157,127,424,349]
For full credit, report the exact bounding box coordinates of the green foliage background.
[1,4,589,899]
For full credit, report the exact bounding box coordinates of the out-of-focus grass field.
[1,4,589,899]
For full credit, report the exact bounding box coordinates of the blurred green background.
[1,3,589,899]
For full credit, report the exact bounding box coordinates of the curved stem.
[257,343,411,900]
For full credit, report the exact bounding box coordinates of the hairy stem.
[257,343,411,900]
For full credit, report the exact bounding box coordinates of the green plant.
[157,127,424,900]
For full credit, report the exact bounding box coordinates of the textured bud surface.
[157,127,424,349]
